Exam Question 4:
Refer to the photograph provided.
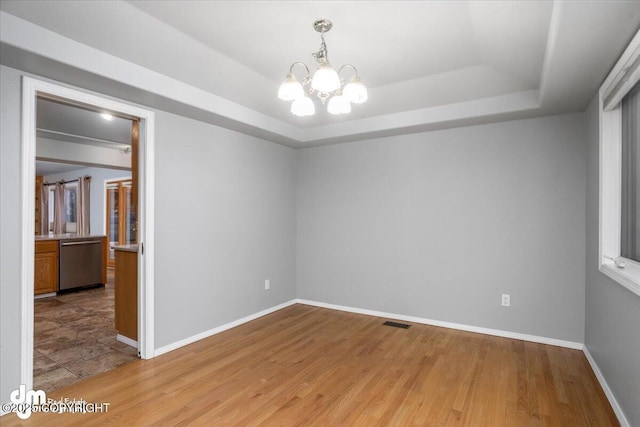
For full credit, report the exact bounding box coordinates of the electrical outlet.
[265,279,270,290]
[501,294,510,307]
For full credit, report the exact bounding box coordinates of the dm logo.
[10,384,46,419]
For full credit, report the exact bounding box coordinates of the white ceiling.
[128,1,549,87]
[35,161,86,177]
[1,1,640,147]
[37,97,133,146]
[35,98,133,176]
[127,0,551,124]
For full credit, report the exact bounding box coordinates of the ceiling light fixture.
[278,19,367,117]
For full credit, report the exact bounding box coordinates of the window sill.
[600,259,640,297]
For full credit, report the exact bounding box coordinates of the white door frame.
[20,76,155,389]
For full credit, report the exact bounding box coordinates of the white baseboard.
[154,299,297,357]
[583,347,629,427]
[295,299,584,350]
[116,334,138,349]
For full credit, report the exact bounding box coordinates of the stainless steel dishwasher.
[59,237,103,291]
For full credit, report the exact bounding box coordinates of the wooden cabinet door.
[35,251,58,294]
[114,249,138,340]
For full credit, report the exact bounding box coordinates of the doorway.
[20,77,155,391]
[34,98,135,389]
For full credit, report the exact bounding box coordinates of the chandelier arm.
[289,62,310,78]
[338,64,359,79]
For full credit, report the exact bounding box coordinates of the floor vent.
[383,321,411,329]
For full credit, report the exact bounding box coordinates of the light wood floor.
[2,304,617,426]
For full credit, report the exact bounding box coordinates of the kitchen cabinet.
[114,245,138,342]
[34,240,58,295]
[34,235,108,296]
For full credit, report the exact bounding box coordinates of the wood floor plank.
[1,304,618,426]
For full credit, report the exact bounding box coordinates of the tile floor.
[33,269,138,392]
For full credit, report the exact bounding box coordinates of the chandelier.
[278,19,368,117]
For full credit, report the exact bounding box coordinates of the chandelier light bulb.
[327,91,351,115]
[278,73,304,101]
[343,76,368,104]
[291,95,315,116]
[311,63,341,94]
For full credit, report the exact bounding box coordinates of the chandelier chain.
[312,33,329,65]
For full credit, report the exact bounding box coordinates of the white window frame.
[599,28,640,297]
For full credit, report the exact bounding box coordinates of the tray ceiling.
[2,1,640,146]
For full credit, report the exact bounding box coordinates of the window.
[599,29,640,296]
[47,187,54,231]
[46,182,78,233]
[621,83,640,263]
[64,184,77,224]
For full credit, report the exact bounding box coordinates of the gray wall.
[0,64,297,404]
[0,64,23,412]
[297,114,587,342]
[153,110,297,347]
[43,166,131,236]
[584,96,640,426]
